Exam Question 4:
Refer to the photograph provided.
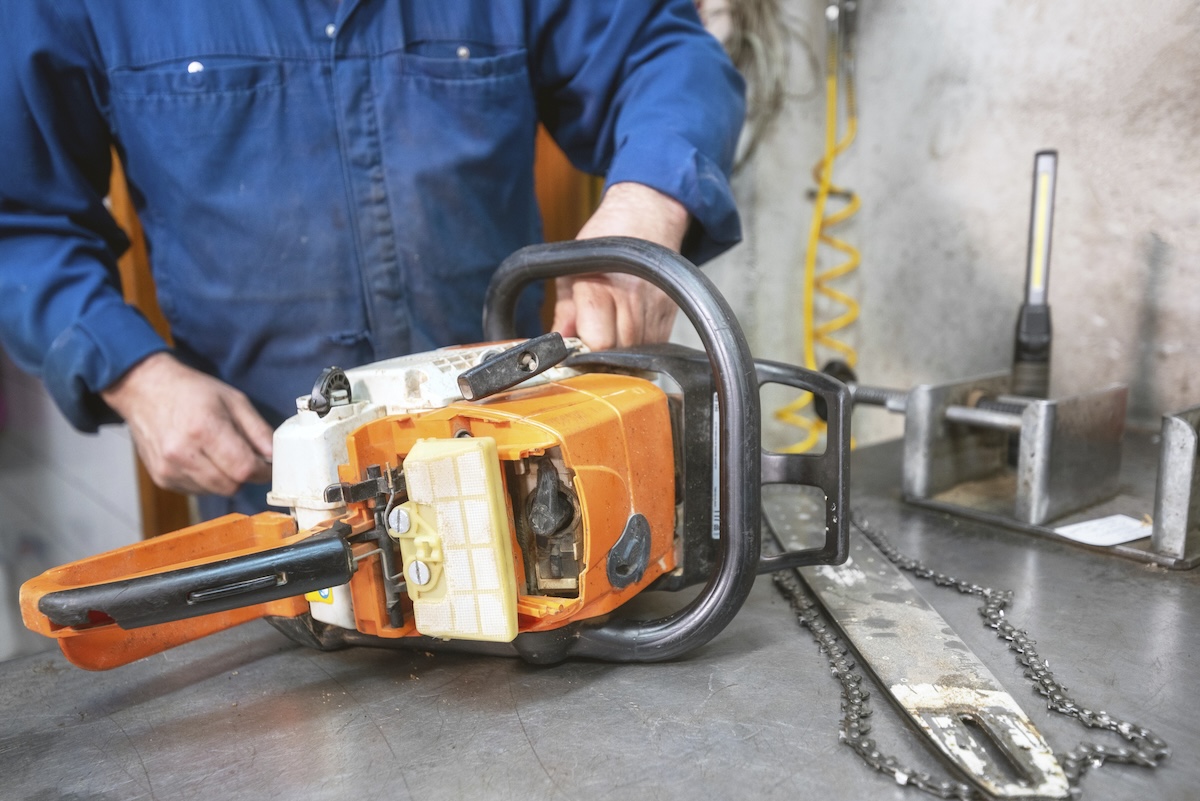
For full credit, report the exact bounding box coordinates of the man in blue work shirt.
[0,1,745,518]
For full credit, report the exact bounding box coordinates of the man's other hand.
[552,182,690,350]
[100,352,274,496]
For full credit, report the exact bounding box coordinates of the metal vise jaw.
[902,372,1127,527]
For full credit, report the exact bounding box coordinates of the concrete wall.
[685,0,1200,446]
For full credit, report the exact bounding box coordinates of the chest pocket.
[376,43,539,329]
[111,58,284,97]
[107,57,340,307]
[107,57,369,391]
[389,43,534,150]
[400,42,527,81]
[107,57,359,297]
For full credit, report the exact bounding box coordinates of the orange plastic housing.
[340,371,676,638]
[20,372,676,668]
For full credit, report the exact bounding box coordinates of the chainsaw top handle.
[483,236,761,663]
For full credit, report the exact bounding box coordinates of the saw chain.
[772,511,1171,800]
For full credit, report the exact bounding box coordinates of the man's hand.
[100,352,274,496]
[552,182,691,350]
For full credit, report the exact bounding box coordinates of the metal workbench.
[2,437,1197,800]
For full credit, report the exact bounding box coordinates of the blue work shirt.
[0,1,744,437]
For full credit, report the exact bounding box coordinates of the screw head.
[388,507,411,534]
[407,560,432,586]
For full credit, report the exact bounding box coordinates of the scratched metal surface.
[2,439,1198,801]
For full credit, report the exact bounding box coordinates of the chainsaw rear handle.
[38,533,355,631]
[483,236,761,662]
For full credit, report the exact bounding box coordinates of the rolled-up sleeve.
[529,0,746,264]
[0,2,168,431]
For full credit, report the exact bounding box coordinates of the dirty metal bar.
[793,526,1070,799]
[848,379,1030,432]
[851,382,1029,423]
[848,383,908,412]
[944,404,1023,434]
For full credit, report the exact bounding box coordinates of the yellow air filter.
[393,437,518,642]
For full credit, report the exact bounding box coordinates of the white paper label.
[1054,514,1150,546]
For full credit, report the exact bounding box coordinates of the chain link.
[771,512,1171,799]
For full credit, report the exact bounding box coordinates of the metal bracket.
[903,373,1015,501]
[1151,404,1200,565]
[896,374,1200,562]
[324,464,404,506]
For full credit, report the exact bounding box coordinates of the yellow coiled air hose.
[776,5,860,454]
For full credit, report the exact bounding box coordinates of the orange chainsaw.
[20,238,850,670]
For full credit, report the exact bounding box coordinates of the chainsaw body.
[21,239,851,670]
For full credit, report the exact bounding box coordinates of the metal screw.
[517,350,538,372]
[388,506,411,535]
[407,560,432,586]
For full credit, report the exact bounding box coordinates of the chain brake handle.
[483,237,849,662]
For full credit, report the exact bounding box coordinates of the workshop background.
[1,0,1197,661]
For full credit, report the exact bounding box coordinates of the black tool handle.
[39,534,355,630]
[755,360,851,570]
[483,236,760,663]
[457,332,570,401]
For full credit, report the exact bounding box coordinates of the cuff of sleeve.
[605,131,742,265]
[43,301,169,432]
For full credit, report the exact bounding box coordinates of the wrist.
[100,351,176,412]
[578,182,690,252]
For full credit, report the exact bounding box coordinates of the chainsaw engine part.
[519,455,582,592]
[487,239,851,579]
[20,238,852,670]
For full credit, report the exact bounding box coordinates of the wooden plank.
[533,127,601,327]
[108,154,193,538]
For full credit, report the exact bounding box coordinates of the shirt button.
[186,61,205,86]
[456,45,470,59]
[325,23,336,38]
